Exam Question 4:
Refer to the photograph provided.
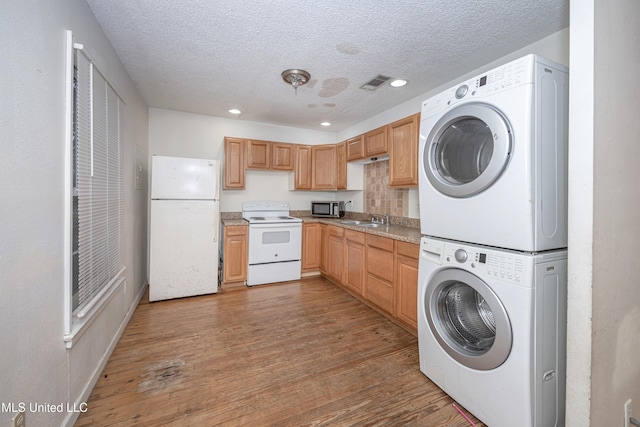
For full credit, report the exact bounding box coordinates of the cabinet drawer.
[366,274,394,314]
[225,225,248,236]
[328,225,345,238]
[367,234,394,252]
[396,240,419,259]
[367,245,394,282]
[345,229,365,244]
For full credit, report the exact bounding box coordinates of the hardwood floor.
[75,277,485,427]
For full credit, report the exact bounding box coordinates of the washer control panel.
[420,237,531,286]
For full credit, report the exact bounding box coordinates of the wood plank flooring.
[75,277,485,427]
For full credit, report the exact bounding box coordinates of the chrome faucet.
[382,214,390,225]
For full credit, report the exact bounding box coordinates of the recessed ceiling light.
[321,122,331,127]
[228,109,242,114]
[390,79,407,87]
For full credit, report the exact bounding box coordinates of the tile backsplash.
[364,161,408,217]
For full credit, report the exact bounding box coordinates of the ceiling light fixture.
[320,122,331,127]
[390,79,407,87]
[228,109,241,114]
[281,69,311,95]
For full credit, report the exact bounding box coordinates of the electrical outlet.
[12,410,25,427]
[625,399,632,427]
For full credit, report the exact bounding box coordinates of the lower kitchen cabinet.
[222,224,248,286]
[365,234,395,315]
[301,222,321,272]
[395,241,420,331]
[344,229,366,296]
[326,225,345,283]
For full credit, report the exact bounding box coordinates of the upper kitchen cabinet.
[246,139,272,169]
[346,135,364,161]
[223,137,245,189]
[364,126,388,157]
[272,143,295,171]
[336,141,347,190]
[292,145,312,190]
[389,113,420,187]
[311,144,337,190]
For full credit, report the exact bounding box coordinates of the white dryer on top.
[418,54,569,252]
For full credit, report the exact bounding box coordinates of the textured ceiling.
[85,0,568,132]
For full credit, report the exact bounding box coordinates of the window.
[65,32,125,345]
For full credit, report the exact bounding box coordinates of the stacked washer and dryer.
[416,55,569,427]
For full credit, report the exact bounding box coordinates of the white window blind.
[72,46,124,317]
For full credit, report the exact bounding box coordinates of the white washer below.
[417,236,567,427]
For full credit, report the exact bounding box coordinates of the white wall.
[1,1,149,426]
[148,108,344,213]
[567,1,640,426]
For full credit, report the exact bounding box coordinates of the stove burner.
[250,216,266,221]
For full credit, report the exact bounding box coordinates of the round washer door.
[424,268,512,370]
[424,103,512,198]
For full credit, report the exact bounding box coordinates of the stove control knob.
[454,249,468,263]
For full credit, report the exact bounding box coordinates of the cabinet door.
[294,145,312,190]
[344,230,366,296]
[364,126,388,157]
[311,144,337,190]
[395,241,419,330]
[327,226,344,283]
[389,113,420,187]
[223,225,248,282]
[319,224,329,274]
[246,140,271,169]
[223,137,245,189]
[336,141,347,190]
[302,223,321,272]
[366,235,395,314]
[346,135,364,161]
[272,143,295,171]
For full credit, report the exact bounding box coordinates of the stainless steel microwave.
[311,201,345,218]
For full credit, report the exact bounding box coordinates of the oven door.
[248,223,302,264]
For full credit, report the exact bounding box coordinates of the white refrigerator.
[149,155,220,302]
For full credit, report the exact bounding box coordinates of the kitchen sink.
[339,220,382,228]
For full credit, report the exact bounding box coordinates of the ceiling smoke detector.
[281,69,311,95]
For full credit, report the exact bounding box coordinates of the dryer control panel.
[420,54,536,118]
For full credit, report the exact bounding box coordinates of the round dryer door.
[424,103,512,198]
[424,268,512,370]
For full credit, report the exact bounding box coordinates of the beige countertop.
[299,217,421,245]
[222,216,422,245]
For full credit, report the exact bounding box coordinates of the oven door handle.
[249,223,302,229]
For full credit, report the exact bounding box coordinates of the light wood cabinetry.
[311,144,337,190]
[294,145,312,190]
[326,225,345,283]
[319,224,329,275]
[222,225,248,285]
[302,222,321,272]
[395,241,419,330]
[364,126,388,157]
[272,143,295,171]
[246,139,271,169]
[346,135,364,161]
[344,229,366,296]
[336,141,347,190]
[389,113,420,187]
[223,137,246,189]
[365,235,395,314]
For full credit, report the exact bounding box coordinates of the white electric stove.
[242,201,302,286]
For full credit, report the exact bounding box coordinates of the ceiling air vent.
[360,74,391,91]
